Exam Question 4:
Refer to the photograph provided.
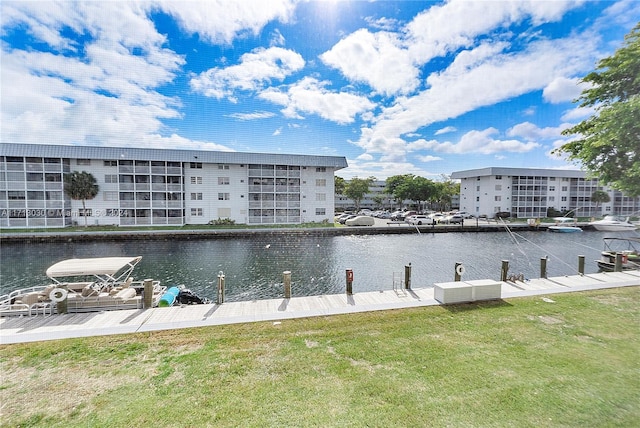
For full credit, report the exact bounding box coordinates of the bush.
[494,211,511,219]
[208,217,236,225]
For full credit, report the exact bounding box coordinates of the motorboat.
[596,237,640,272]
[589,215,637,232]
[548,217,582,233]
[0,256,167,317]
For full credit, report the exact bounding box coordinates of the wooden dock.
[2,270,639,345]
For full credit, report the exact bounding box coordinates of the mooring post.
[404,263,412,289]
[454,262,463,282]
[540,257,548,279]
[500,260,509,282]
[346,268,353,295]
[614,253,623,272]
[143,278,154,308]
[578,255,585,275]
[283,271,292,298]
[216,271,225,304]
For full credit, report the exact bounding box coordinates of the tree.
[64,171,99,227]
[590,190,611,215]
[344,177,374,211]
[385,174,414,208]
[555,23,640,196]
[334,176,345,195]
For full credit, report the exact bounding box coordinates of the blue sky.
[2,1,639,179]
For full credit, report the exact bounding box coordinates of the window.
[105,174,118,183]
[561,186,568,191]
[476,186,480,191]
[77,159,91,165]
[218,177,230,185]
[218,193,230,200]
[104,160,117,166]
[316,193,326,201]
[191,192,202,200]
[190,176,203,184]
[190,162,202,169]
[103,191,118,201]
[191,208,203,216]
[316,179,326,187]
[550,177,556,181]
[495,185,502,191]
[561,196,567,201]
[316,167,326,172]
[549,196,555,202]
[218,165,229,170]
[476,196,480,202]
[494,195,501,201]
[549,186,555,191]
[495,175,502,179]
[315,208,326,215]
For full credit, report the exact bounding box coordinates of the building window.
[218,177,230,185]
[104,160,117,166]
[476,196,480,202]
[105,174,118,183]
[561,186,568,191]
[549,196,555,202]
[190,162,202,169]
[494,196,501,201]
[103,191,118,201]
[315,208,326,215]
[495,175,502,179]
[191,208,203,216]
[218,165,229,170]
[476,186,480,191]
[316,193,326,201]
[561,196,567,201]
[495,185,502,191]
[316,179,326,187]
[316,167,326,172]
[191,193,203,200]
[190,176,203,184]
[77,159,91,165]
[549,186,555,191]
[218,193,230,200]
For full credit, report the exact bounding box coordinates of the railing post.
[540,257,548,279]
[500,260,509,282]
[578,255,585,275]
[216,271,225,304]
[283,271,292,298]
[404,264,412,289]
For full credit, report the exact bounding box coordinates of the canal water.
[2,229,637,302]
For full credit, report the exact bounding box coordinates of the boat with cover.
[596,237,640,272]
[548,217,582,233]
[0,256,166,317]
[589,215,637,232]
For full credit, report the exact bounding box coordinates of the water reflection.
[1,230,636,301]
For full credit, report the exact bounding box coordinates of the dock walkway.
[2,270,639,345]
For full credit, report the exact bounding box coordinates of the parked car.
[455,211,475,219]
[446,214,464,224]
[390,211,405,221]
[338,214,357,224]
[345,215,375,226]
[407,215,434,225]
[429,213,445,223]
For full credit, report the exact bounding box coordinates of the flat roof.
[1,143,348,169]
[450,167,587,179]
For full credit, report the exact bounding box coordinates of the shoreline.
[0,221,580,243]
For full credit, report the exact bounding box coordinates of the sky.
[2,1,639,180]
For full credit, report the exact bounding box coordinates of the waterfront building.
[451,167,640,218]
[0,143,347,228]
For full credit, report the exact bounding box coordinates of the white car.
[407,215,435,225]
[345,215,375,226]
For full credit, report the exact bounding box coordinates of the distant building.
[451,167,640,218]
[0,143,347,228]
[335,180,394,211]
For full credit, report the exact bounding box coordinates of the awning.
[46,256,142,279]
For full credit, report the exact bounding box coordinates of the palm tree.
[64,171,99,227]
[591,190,611,217]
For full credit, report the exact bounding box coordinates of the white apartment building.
[0,143,347,228]
[451,167,640,218]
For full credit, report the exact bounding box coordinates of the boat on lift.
[548,217,582,233]
[596,237,640,272]
[589,215,637,232]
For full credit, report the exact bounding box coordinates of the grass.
[1,287,639,427]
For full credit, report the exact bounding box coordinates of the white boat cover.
[46,256,142,279]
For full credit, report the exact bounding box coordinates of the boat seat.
[81,284,99,297]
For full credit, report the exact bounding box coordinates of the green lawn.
[1,287,638,427]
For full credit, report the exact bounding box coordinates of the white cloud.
[272,127,282,136]
[226,111,276,120]
[259,77,375,124]
[542,76,585,103]
[416,155,443,162]
[507,122,572,141]
[190,47,305,100]
[561,105,596,121]
[411,128,540,155]
[435,126,456,136]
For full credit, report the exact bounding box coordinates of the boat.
[548,217,582,233]
[589,215,637,232]
[0,256,167,317]
[596,237,640,272]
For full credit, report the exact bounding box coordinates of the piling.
[143,279,153,308]
[454,262,463,282]
[283,271,292,298]
[217,271,225,304]
[346,269,353,295]
[578,255,585,275]
[500,260,509,282]
[615,253,623,272]
[540,257,548,279]
[404,264,412,289]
